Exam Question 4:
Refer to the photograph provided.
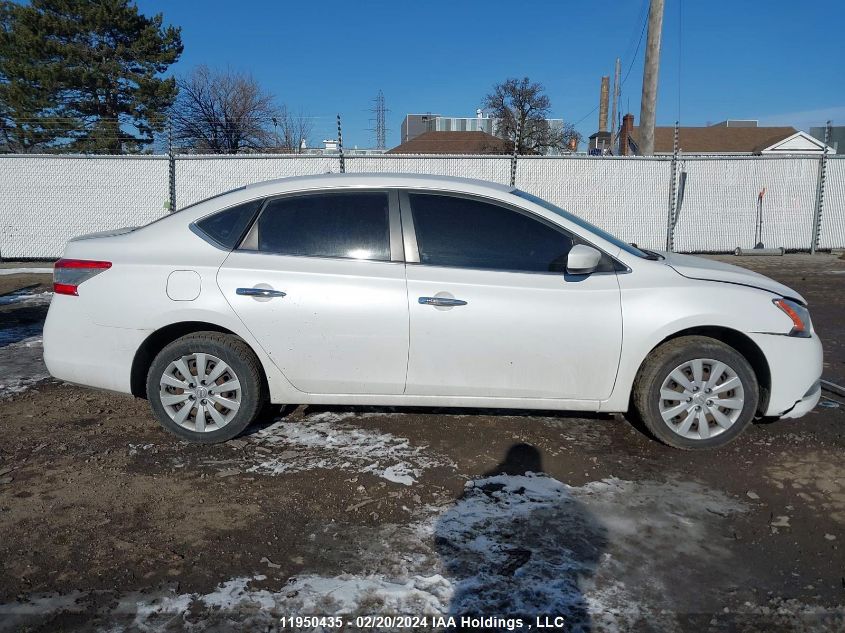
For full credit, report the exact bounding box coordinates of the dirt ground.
[0,254,843,632]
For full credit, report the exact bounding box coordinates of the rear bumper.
[749,332,823,418]
[43,295,149,395]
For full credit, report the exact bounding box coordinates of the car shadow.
[241,402,621,441]
[434,443,607,631]
[295,403,613,422]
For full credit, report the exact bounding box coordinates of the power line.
[570,1,649,132]
[621,9,649,88]
[677,0,683,124]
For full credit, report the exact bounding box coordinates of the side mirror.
[566,244,602,275]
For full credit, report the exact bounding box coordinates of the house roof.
[387,131,509,155]
[630,125,799,154]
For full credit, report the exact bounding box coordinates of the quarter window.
[409,193,581,273]
[255,193,391,261]
[195,199,264,249]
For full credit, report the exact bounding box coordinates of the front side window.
[513,189,650,259]
[409,193,580,273]
[255,192,390,261]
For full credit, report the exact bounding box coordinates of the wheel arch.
[639,325,771,414]
[130,321,265,399]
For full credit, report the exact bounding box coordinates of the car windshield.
[513,189,651,259]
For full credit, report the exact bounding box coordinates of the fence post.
[509,118,522,188]
[810,120,831,254]
[665,121,679,251]
[168,118,176,213]
[336,114,346,174]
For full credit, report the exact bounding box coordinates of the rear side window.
[255,193,390,261]
[195,199,264,249]
[409,193,578,273]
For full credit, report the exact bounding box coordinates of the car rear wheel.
[146,332,266,443]
[633,336,759,449]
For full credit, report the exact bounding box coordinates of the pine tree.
[0,0,182,153]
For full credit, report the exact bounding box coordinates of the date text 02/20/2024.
[278,615,568,630]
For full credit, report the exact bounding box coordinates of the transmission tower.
[370,90,388,150]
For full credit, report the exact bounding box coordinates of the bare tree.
[273,107,314,153]
[171,66,280,153]
[483,77,579,155]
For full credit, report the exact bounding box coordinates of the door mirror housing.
[566,244,602,275]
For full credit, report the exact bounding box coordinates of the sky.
[135,0,845,149]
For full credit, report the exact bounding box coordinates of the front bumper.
[749,332,823,418]
[779,381,821,419]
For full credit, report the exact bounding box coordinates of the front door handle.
[418,296,467,307]
[236,287,287,298]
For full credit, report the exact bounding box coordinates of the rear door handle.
[236,287,286,298]
[418,296,467,307]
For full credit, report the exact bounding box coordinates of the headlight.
[773,298,812,338]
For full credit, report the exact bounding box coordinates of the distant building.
[300,139,387,156]
[810,126,844,154]
[387,131,509,155]
[618,115,834,156]
[399,110,568,155]
[401,111,492,143]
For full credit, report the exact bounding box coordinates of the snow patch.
[8,473,832,632]
[0,334,49,398]
[0,290,52,307]
[0,267,52,276]
[243,412,450,485]
[120,475,752,631]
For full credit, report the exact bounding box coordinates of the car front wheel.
[146,332,266,443]
[633,336,759,449]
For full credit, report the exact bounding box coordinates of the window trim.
[234,188,402,264]
[399,190,626,276]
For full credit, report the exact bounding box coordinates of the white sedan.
[43,174,822,449]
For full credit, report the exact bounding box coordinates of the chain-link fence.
[1,153,843,259]
[0,155,169,258]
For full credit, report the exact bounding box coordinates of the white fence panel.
[819,157,845,250]
[1,154,843,259]
[346,155,512,184]
[0,155,168,259]
[175,155,338,208]
[673,157,818,252]
[516,157,671,250]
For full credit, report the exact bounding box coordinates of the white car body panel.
[663,251,805,302]
[217,252,409,395]
[405,263,622,399]
[43,173,823,425]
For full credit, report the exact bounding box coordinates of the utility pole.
[610,57,621,150]
[639,0,665,156]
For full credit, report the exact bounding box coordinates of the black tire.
[146,332,266,443]
[632,335,759,450]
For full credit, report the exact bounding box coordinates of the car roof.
[243,172,515,196]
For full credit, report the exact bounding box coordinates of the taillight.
[53,259,112,296]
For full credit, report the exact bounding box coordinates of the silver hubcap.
[159,353,241,433]
[658,358,745,440]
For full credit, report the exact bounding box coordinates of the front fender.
[601,275,788,412]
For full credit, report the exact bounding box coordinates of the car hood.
[661,252,806,303]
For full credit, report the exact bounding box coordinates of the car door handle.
[418,296,467,307]
[236,287,287,298]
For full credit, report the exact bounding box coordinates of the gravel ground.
[0,255,843,632]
